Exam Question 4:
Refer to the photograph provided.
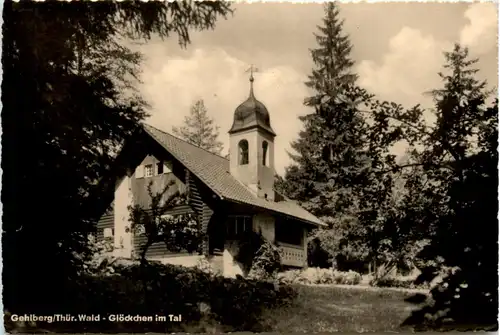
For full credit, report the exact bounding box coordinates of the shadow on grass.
[261,284,430,332]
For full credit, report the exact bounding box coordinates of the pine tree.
[172,99,224,155]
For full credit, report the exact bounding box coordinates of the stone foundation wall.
[149,255,204,267]
[223,240,244,278]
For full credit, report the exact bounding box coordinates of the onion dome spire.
[228,65,276,137]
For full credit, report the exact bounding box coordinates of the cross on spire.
[245,64,259,96]
[246,64,259,81]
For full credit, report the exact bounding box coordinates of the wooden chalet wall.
[132,204,195,258]
[97,205,114,241]
[129,153,194,259]
[185,170,217,256]
[131,158,187,209]
[202,206,215,255]
[97,132,221,259]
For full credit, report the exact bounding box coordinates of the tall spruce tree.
[280,3,378,267]
[283,2,363,214]
[281,3,413,273]
[304,2,357,107]
[172,99,224,155]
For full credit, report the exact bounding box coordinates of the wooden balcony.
[278,242,306,267]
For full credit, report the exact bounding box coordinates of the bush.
[5,261,297,333]
[195,257,222,277]
[278,268,362,285]
[277,269,303,284]
[308,237,331,268]
[77,234,116,276]
[308,228,370,273]
[300,268,335,284]
[248,239,282,281]
[235,231,282,278]
[370,276,430,290]
[332,270,363,285]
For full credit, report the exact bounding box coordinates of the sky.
[135,2,498,176]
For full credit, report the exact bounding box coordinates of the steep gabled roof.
[143,124,325,227]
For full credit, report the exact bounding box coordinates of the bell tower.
[228,67,276,201]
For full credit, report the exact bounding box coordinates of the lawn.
[261,284,430,332]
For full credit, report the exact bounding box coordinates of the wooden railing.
[277,242,306,267]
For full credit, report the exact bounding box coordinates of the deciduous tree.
[395,44,498,331]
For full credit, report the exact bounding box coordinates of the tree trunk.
[141,239,154,264]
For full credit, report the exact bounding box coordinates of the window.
[144,164,153,177]
[275,218,303,245]
[238,140,249,165]
[226,215,252,239]
[262,141,269,166]
[103,228,114,239]
[157,161,164,174]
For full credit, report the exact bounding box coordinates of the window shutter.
[164,161,173,173]
[135,165,144,178]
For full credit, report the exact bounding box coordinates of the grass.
[261,284,430,332]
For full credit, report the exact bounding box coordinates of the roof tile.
[143,124,325,226]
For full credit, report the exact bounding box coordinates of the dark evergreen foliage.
[281,3,366,221]
[280,6,497,328]
[304,2,358,107]
[278,3,394,272]
[399,45,498,331]
[2,0,231,314]
[5,262,297,333]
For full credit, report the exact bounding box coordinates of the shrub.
[370,276,430,290]
[278,268,362,285]
[235,231,282,280]
[300,268,335,284]
[308,237,331,268]
[6,261,297,333]
[309,224,370,272]
[277,269,302,284]
[77,234,116,276]
[331,269,362,285]
[248,239,282,281]
[195,257,222,277]
[368,261,430,290]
